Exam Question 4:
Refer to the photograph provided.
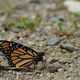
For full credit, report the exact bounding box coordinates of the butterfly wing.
[0,40,38,68]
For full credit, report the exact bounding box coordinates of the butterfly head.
[35,52,45,62]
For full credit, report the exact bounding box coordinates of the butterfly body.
[0,40,44,68]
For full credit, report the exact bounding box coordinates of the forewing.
[0,40,38,67]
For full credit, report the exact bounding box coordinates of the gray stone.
[47,36,60,46]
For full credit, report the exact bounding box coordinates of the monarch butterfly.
[0,40,45,68]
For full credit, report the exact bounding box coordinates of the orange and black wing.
[0,40,38,68]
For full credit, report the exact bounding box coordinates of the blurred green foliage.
[71,16,77,29]
[73,12,80,16]
[71,13,80,29]
[8,16,42,29]
[55,20,65,33]
[5,3,13,14]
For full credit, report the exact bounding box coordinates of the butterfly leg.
[32,65,42,80]
[42,61,52,73]
[33,61,38,70]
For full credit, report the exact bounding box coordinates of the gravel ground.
[0,0,80,80]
